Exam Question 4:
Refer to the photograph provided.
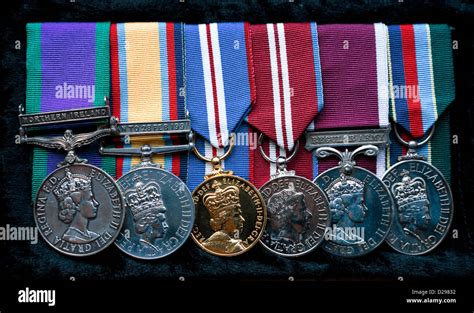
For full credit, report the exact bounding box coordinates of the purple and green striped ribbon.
[26,22,113,197]
[387,24,455,182]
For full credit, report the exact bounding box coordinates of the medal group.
[16,22,454,259]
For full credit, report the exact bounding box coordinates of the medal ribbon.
[26,22,113,197]
[185,22,255,148]
[253,23,390,188]
[185,22,255,190]
[388,24,454,138]
[248,23,324,151]
[387,24,455,182]
[311,23,390,179]
[110,23,187,181]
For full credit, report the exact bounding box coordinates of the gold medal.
[191,135,267,257]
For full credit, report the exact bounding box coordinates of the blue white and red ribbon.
[185,22,254,148]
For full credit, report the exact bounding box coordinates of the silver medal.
[22,125,126,256]
[35,163,125,256]
[383,125,453,255]
[258,136,330,257]
[101,139,195,259]
[314,145,394,257]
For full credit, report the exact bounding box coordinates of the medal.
[19,22,125,256]
[302,24,394,257]
[104,22,195,259]
[185,23,265,256]
[257,135,330,257]
[101,143,194,259]
[313,145,394,257]
[191,136,267,257]
[384,24,455,254]
[383,126,453,255]
[18,109,125,257]
[34,163,124,256]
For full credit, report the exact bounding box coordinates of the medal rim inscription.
[114,166,195,260]
[191,173,267,257]
[34,163,125,257]
[314,165,394,258]
[259,175,330,257]
[383,159,454,255]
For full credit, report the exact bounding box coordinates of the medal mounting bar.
[100,118,194,168]
[305,127,390,151]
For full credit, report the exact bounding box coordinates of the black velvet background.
[1,1,473,312]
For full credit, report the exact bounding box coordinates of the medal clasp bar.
[100,110,193,168]
[16,97,115,143]
[115,109,191,143]
[15,97,119,156]
[118,119,191,145]
[17,104,112,128]
[116,120,191,137]
[305,127,391,151]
